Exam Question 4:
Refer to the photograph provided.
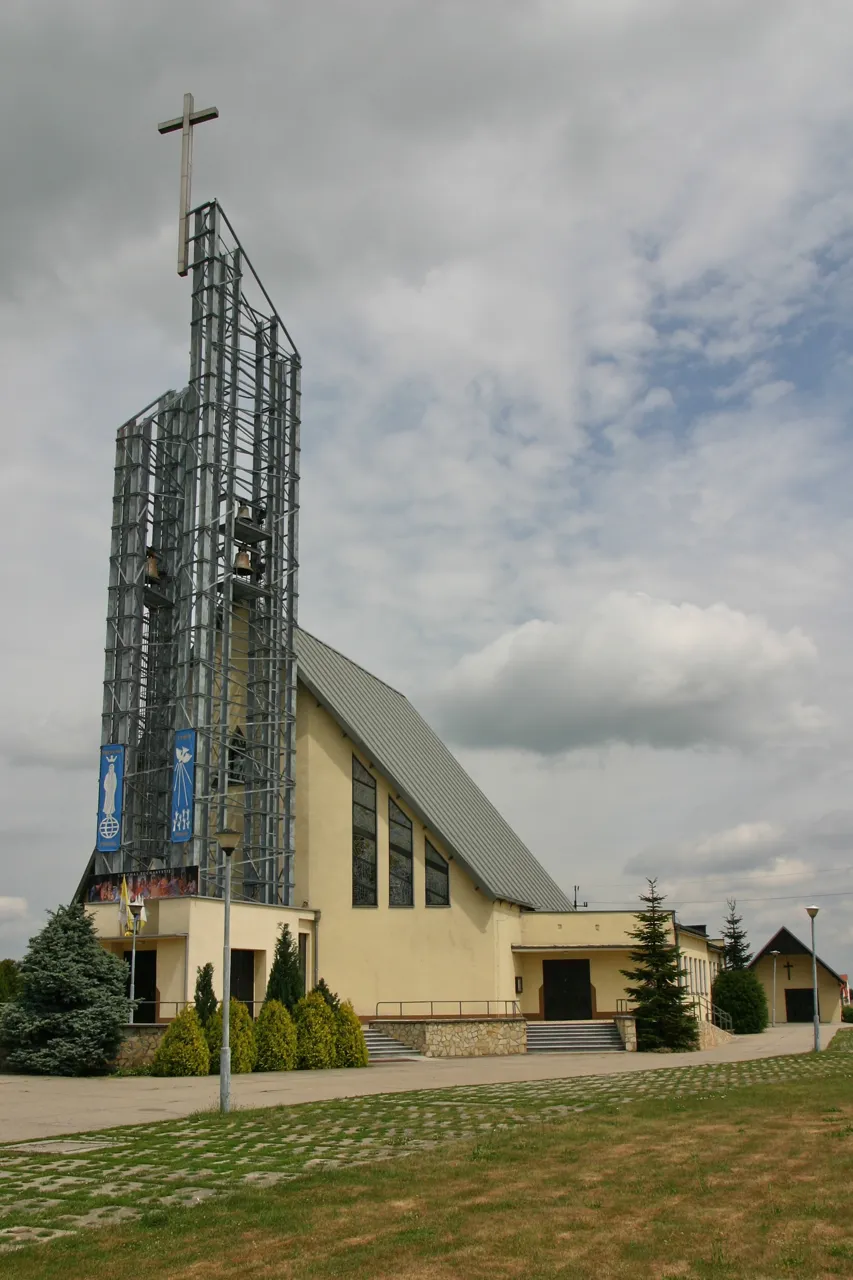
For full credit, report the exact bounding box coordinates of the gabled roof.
[294,628,573,913]
[750,927,844,984]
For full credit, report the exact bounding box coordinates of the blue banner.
[170,728,196,843]
[96,744,124,853]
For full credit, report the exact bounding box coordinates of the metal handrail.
[374,1000,521,1018]
[127,998,264,1025]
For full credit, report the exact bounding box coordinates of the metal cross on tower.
[158,92,219,276]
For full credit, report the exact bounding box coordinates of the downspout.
[312,909,321,989]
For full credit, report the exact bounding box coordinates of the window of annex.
[425,839,450,907]
[389,799,414,906]
[352,757,377,906]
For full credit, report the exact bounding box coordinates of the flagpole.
[129,913,138,1025]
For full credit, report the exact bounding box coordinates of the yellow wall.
[88,897,316,1018]
[752,953,843,1024]
[294,693,524,1015]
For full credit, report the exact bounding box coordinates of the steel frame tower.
[100,201,300,904]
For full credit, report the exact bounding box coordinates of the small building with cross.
[749,927,844,1024]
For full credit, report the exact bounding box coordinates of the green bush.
[842,1006,853,1024]
[254,999,297,1072]
[205,999,257,1073]
[0,903,130,1076]
[0,959,21,1005]
[265,925,304,1013]
[294,990,336,1069]
[334,1001,369,1068]
[151,1007,210,1077]
[712,969,769,1034]
[193,963,217,1027]
[314,978,341,1012]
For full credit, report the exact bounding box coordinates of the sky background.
[2,0,853,972]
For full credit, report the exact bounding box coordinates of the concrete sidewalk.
[0,1023,839,1144]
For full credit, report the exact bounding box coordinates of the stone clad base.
[114,1025,167,1071]
[697,1022,735,1050]
[369,1017,527,1058]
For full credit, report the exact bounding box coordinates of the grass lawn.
[1,1032,852,1278]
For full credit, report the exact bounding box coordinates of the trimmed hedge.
[205,999,258,1073]
[294,991,336,1069]
[712,969,769,1034]
[151,1007,210,1077]
[335,1001,369,1068]
[255,999,297,1072]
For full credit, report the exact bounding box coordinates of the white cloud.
[435,594,823,753]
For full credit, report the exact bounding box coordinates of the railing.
[616,995,733,1033]
[710,1003,734,1033]
[374,1000,521,1018]
[127,998,264,1025]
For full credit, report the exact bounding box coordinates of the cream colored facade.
[88,684,725,1026]
[752,952,842,1024]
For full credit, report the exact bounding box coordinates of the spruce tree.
[721,899,752,970]
[314,977,340,1012]
[264,924,303,1012]
[0,959,21,1004]
[193,962,217,1026]
[0,903,130,1075]
[621,879,698,1052]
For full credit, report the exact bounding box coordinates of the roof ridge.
[295,626,407,700]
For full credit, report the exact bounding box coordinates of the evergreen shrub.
[0,959,21,1005]
[621,879,699,1053]
[712,969,769,1034]
[193,963,217,1027]
[294,990,336,1069]
[254,999,297,1071]
[842,1006,853,1024]
[0,903,130,1076]
[205,999,258,1073]
[151,1007,210,1076]
[265,925,303,1013]
[314,977,340,1012]
[334,1000,369,1068]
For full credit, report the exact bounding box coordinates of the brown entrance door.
[543,959,592,1020]
[785,988,817,1022]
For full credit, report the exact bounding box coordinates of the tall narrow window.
[389,799,413,906]
[352,757,377,906]
[425,839,450,907]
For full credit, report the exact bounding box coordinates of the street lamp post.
[217,828,240,1114]
[806,906,820,1053]
[769,950,780,1028]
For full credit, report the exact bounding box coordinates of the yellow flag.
[118,876,132,936]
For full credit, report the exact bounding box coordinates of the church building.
[85,626,726,1048]
[79,185,727,1054]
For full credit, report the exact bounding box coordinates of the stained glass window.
[352,757,377,906]
[425,839,449,907]
[389,798,413,906]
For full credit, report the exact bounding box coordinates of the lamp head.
[217,827,240,855]
[769,949,780,956]
[806,905,819,920]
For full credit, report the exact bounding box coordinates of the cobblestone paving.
[1,1035,851,1251]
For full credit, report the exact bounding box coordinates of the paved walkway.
[0,1023,838,1143]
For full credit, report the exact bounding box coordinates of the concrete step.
[363,1028,420,1062]
[526,1020,625,1053]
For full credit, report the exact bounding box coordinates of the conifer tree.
[264,924,303,1012]
[314,977,340,1012]
[193,962,217,1026]
[0,903,130,1075]
[0,959,21,1004]
[721,899,752,970]
[621,879,698,1052]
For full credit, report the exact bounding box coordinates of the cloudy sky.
[2,0,853,971]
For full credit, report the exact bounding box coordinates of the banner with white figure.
[96,744,124,853]
[170,728,196,843]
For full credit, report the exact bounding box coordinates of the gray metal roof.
[294,628,573,913]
